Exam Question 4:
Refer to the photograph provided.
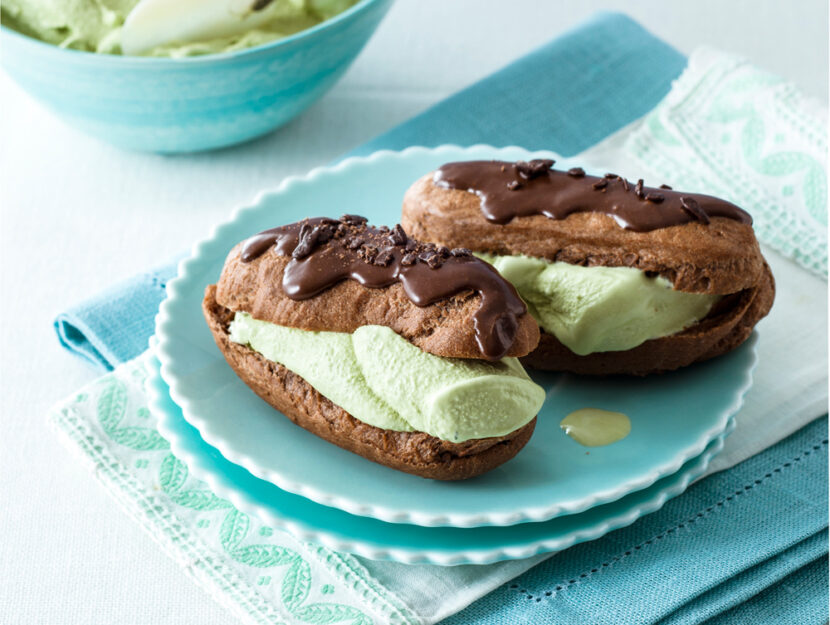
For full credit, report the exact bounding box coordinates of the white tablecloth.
[1,1,827,622]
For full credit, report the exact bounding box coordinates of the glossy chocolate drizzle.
[240,216,527,360]
[433,160,752,231]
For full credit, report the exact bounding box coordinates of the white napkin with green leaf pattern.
[51,357,420,625]
[625,47,827,277]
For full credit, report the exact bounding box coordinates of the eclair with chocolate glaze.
[204,215,545,479]
[402,160,774,376]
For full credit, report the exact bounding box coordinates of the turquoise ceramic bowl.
[0,0,392,153]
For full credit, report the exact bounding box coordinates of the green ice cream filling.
[476,253,721,356]
[228,313,545,443]
[1,0,359,57]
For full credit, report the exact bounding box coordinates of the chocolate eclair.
[204,215,545,479]
[401,160,774,375]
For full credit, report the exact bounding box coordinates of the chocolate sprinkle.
[292,224,324,259]
[567,167,586,178]
[516,159,555,180]
[645,193,665,203]
[592,179,609,190]
[374,248,394,267]
[388,224,408,246]
[345,236,364,250]
[680,196,711,224]
[360,244,378,263]
[341,214,367,225]
[240,216,528,360]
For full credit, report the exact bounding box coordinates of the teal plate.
[149,356,734,564]
[155,146,758,528]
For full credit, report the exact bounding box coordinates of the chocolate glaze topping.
[240,216,527,360]
[433,160,752,231]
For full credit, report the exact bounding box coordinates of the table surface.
[1,1,827,622]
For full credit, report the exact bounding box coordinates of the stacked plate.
[151,146,758,565]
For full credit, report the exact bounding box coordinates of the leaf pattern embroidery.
[221,509,251,552]
[282,557,312,612]
[706,74,828,226]
[91,374,377,625]
[159,453,188,493]
[97,378,168,451]
[627,52,828,278]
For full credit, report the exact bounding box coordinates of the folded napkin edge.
[54,314,117,372]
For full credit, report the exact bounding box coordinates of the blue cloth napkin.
[345,12,686,158]
[54,11,829,624]
[442,417,828,625]
[55,259,181,371]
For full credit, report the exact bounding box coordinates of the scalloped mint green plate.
[155,145,758,528]
[149,356,734,564]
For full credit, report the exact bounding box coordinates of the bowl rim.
[0,0,388,65]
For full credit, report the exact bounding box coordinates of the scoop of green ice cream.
[2,0,359,56]
[229,313,544,443]
[124,0,327,57]
[2,0,136,53]
[477,253,721,356]
[309,0,358,20]
[351,325,544,442]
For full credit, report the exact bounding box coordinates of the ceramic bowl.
[0,0,392,153]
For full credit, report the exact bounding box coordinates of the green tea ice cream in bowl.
[0,0,393,151]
